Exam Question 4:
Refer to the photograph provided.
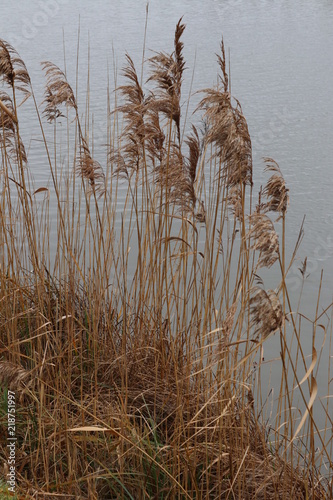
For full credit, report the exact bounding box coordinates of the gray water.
[1,0,333,460]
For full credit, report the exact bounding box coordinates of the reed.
[0,22,332,499]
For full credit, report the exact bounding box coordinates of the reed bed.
[0,21,332,499]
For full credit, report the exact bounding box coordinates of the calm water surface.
[1,0,333,431]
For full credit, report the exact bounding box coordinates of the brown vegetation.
[0,21,332,499]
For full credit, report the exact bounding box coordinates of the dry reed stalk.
[262,160,289,437]
[214,301,238,360]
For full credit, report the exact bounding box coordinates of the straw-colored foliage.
[0,20,332,499]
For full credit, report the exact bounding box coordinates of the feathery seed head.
[263,157,289,219]
[41,61,77,122]
[248,213,279,268]
[76,140,106,197]
[250,287,283,339]
[147,18,186,144]
[0,39,31,100]
[198,43,252,189]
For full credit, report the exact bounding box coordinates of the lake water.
[1,0,333,457]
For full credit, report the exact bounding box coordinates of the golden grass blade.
[8,176,32,200]
[67,426,118,434]
[288,377,318,448]
[33,187,49,195]
[296,347,317,388]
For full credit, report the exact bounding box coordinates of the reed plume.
[184,125,200,204]
[262,157,289,220]
[183,125,205,219]
[111,54,146,176]
[248,213,279,268]
[0,90,17,124]
[153,140,182,197]
[152,130,203,218]
[0,90,27,164]
[77,139,106,197]
[143,106,165,166]
[113,22,203,219]
[228,185,243,219]
[112,25,201,217]
[250,287,283,339]
[0,90,16,155]
[0,91,15,132]
[198,40,252,189]
[41,61,77,120]
[0,41,31,163]
[148,18,185,144]
[0,39,31,101]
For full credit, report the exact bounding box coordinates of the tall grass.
[0,21,332,498]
